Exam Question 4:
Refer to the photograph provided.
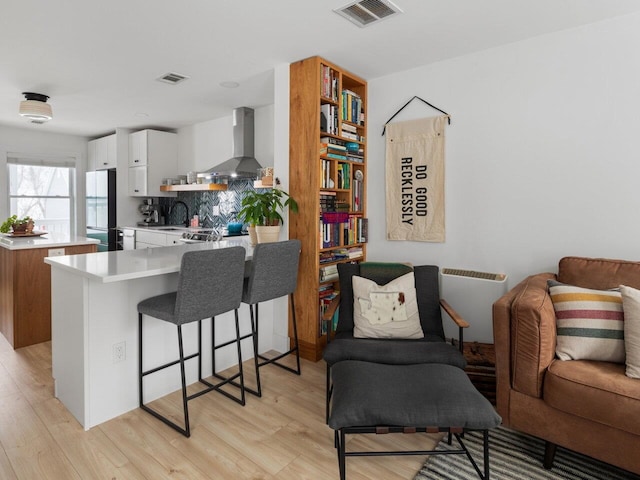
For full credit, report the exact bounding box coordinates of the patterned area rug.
[415,427,640,480]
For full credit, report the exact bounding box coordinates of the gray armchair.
[323,262,469,421]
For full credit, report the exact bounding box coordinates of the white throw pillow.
[620,285,640,379]
[352,272,423,339]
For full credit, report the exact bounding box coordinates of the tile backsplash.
[157,179,256,229]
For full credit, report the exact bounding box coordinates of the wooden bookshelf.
[289,56,367,361]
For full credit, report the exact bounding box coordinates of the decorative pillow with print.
[352,272,423,339]
[548,280,625,363]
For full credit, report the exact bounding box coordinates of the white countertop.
[121,225,210,232]
[44,237,253,283]
[0,232,100,250]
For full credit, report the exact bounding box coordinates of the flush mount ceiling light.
[19,92,53,124]
[334,0,403,28]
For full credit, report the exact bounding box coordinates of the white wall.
[176,104,275,173]
[0,125,89,232]
[367,12,640,341]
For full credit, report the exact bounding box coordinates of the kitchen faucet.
[169,201,189,227]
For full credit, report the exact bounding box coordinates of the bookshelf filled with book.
[289,56,367,361]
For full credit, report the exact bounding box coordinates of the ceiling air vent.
[334,0,403,28]
[156,72,190,85]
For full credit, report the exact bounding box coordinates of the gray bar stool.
[138,246,246,437]
[240,239,302,397]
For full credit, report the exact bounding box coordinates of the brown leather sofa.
[493,256,640,475]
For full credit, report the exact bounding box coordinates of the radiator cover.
[439,269,508,343]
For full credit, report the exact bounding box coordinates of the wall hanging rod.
[382,96,451,136]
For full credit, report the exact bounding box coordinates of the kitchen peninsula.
[0,232,99,349]
[44,239,261,430]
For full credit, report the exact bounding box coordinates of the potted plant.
[0,215,34,235]
[238,183,298,244]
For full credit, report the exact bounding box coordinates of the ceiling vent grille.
[334,0,402,28]
[156,72,190,85]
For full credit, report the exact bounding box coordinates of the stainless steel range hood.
[202,107,262,179]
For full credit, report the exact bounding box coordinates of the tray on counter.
[2,230,48,238]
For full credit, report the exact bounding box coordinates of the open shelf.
[159,184,228,192]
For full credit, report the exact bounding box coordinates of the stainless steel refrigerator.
[86,169,117,252]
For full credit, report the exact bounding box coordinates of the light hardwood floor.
[0,334,441,479]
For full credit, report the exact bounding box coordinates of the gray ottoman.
[329,360,502,480]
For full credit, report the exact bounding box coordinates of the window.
[7,156,76,234]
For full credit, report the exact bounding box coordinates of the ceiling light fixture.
[219,81,240,88]
[19,92,53,124]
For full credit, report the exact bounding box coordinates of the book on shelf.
[320,142,346,151]
[343,215,365,245]
[347,154,364,163]
[359,217,368,243]
[341,89,364,126]
[335,200,350,212]
[320,221,341,248]
[326,152,347,160]
[321,104,338,135]
[320,136,345,147]
[320,264,339,282]
[352,178,363,212]
[320,192,337,212]
[321,64,338,101]
[341,123,358,133]
[336,163,350,189]
[319,289,339,335]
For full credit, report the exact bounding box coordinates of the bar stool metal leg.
[208,310,257,403]
[255,294,301,375]
[138,313,191,437]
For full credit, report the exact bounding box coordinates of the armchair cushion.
[548,280,625,363]
[352,272,423,339]
[544,359,640,436]
[323,335,466,368]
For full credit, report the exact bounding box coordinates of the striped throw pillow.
[548,280,625,363]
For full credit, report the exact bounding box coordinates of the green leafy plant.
[238,186,298,227]
[0,215,32,233]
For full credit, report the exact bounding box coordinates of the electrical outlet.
[212,205,220,216]
[112,341,126,363]
[48,248,65,256]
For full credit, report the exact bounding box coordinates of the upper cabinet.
[128,130,178,197]
[87,134,116,171]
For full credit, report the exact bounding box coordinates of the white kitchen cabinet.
[87,139,97,171]
[128,130,177,197]
[134,229,183,249]
[128,165,147,196]
[128,130,148,167]
[88,134,117,171]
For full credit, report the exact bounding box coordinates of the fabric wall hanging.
[385,115,446,242]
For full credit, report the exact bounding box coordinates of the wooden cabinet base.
[298,338,326,362]
[0,244,96,349]
[459,341,496,405]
